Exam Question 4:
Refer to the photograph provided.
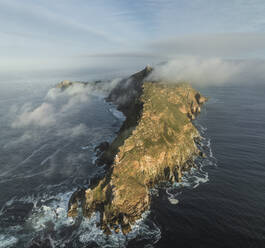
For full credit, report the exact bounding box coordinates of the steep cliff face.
[67,67,207,235]
[96,66,153,167]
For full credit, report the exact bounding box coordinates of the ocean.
[0,79,264,248]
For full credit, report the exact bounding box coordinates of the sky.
[1,0,265,80]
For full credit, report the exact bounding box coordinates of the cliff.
[67,66,207,235]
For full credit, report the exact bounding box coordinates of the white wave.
[166,131,215,204]
[194,121,217,162]
[167,168,209,204]
[193,172,209,189]
[204,138,217,162]
[128,211,161,246]
[91,153,98,164]
[78,213,107,245]
[81,145,90,150]
[168,198,179,205]
[209,147,213,158]
[0,118,214,248]
[78,210,161,248]
[197,126,217,162]
[0,234,18,248]
[196,123,207,134]
[109,104,126,121]
[26,191,75,232]
[1,181,159,247]
[166,189,181,204]
[3,197,16,207]
[47,235,56,248]
[29,205,75,231]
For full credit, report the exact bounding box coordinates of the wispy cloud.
[11,78,119,129]
[11,103,56,128]
[56,123,88,138]
[1,0,265,77]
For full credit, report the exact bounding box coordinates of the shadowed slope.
[68,67,207,235]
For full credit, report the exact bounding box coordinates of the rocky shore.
[67,66,207,235]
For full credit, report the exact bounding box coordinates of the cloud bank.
[11,78,120,129]
[149,57,265,86]
[11,103,56,128]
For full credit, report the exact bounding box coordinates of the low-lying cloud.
[11,78,120,129]
[12,102,56,128]
[56,123,88,138]
[10,57,265,132]
[149,57,265,86]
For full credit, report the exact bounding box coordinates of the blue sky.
[1,0,265,78]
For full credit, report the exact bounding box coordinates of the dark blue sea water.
[0,80,264,247]
[152,84,265,248]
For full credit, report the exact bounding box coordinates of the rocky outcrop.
[67,66,207,235]
[56,80,88,90]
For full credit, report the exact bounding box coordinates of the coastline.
[67,67,207,234]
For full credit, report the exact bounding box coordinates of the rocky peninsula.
[66,66,207,235]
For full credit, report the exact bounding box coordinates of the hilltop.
[67,66,207,234]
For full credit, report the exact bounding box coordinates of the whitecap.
[107,102,126,121]
[0,234,18,248]
[26,191,75,232]
[168,198,179,205]
[81,145,90,150]
[78,211,161,248]
[193,172,209,189]
[109,107,126,121]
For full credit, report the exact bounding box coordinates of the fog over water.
[1,0,265,246]
[149,57,265,86]
[0,62,264,247]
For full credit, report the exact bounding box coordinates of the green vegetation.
[68,77,206,235]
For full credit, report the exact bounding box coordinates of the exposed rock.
[56,80,88,90]
[199,151,207,158]
[68,66,207,234]
[94,142,110,156]
[107,65,153,114]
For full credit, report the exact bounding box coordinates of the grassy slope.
[69,81,206,234]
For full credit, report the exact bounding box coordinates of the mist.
[148,57,265,86]
[6,79,121,150]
